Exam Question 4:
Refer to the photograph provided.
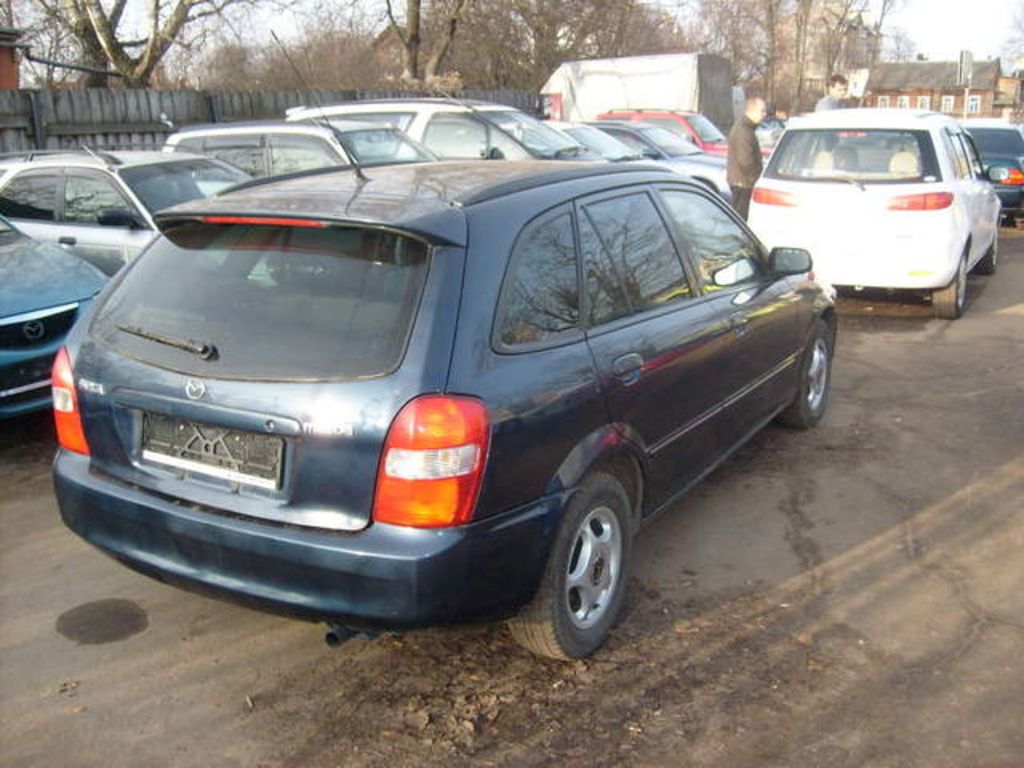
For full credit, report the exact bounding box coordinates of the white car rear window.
[766,129,940,184]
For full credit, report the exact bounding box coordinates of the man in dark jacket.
[727,96,767,220]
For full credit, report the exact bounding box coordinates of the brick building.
[0,28,22,89]
[864,59,1020,118]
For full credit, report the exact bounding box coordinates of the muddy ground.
[2,235,1023,768]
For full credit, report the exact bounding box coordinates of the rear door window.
[767,129,940,183]
[63,172,135,223]
[0,171,59,220]
[495,206,579,348]
[93,223,430,380]
[202,135,266,176]
[578,191,692,327]
[268,134,341,175]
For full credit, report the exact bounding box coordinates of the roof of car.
[170,119,385,138]
[288,99,518,116]
[786,108,957,130]
[962,118,1022,131]
[0,149,213,170]
[155,160,673,246]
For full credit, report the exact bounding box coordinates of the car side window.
[204,135,265,176]
[956,132,984,177]
[579,191,692,327]
[943,129,970,179]
[64,173,133,224]
[423,115,488,159]
[0,172,58,220]
[658,188,763,291]
[268,134,341,175]
[496,207,579,347]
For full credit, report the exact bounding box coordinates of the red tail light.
[887,192,954,211]
[752,186,797,207]
[51,347,90,455]
[1001,168,1024,185]
[373,396,489,528]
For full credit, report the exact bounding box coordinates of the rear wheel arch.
[548,425,647,525]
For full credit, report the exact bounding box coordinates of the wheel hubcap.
[806,338,829,412]
[565,506,622,630]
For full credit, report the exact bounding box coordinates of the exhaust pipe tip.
[324,624,356,648]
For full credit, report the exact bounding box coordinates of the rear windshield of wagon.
[766,129,941,184]
[92,222,429,380]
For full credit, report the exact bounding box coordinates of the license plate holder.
[141,412,283,490]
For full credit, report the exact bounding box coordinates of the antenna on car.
[269,30,368,182]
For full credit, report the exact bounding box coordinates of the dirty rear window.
[92,223,429,380]
[766,129,940,184]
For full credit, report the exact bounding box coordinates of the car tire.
[776,318,833,430]
[507,471,633,660]
[973,236,998,275]
[933,249,968,319]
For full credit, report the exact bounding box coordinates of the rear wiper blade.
[117,324,219,361]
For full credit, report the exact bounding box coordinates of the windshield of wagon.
[92,223,429,380]
[119,160,250,212]
[766,129,941,184]
[479,110,579,157]
[639,126,702,157]
[563,125,641,160]
[688,113,726,143]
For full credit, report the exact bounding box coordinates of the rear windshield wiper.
[117,324,219,361]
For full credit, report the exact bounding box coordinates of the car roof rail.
[0,146,123,166]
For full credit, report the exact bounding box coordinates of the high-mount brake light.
[201,216,327,228]
[373,395,490,529]
[752,186,797,207]
[886,192,954,211]
[51,347,90,455]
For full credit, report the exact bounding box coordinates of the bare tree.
[25,0,276,87]
[385,0,475,83]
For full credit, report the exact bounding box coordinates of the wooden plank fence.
[0,88,539,152]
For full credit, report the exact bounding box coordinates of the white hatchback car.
[748,109,1002,318]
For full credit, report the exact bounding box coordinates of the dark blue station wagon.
[52,161,835,659]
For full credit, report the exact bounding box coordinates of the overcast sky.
[877,0,1020,61]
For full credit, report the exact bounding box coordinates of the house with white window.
[864,59,1019,118]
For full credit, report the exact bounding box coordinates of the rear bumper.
[994,185,1024,216]
[54,450,562,630]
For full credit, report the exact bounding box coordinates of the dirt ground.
[2,234,1023,768]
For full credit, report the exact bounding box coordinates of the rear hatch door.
[75,219,461,531]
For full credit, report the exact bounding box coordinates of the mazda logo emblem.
[22,320,45,341]
[185,379,206,400]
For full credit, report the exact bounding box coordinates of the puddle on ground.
[56,599,148,645]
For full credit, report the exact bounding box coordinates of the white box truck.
[541,53,734,130]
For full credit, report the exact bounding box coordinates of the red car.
[595,110,729,156]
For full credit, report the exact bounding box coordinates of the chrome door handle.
[611,353,644,385]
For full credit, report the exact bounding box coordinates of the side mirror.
[485,146,505,160]
[769,247,813,275]
[986,165,1011,183]
[711,258,756,287]
[98,208,146,230]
